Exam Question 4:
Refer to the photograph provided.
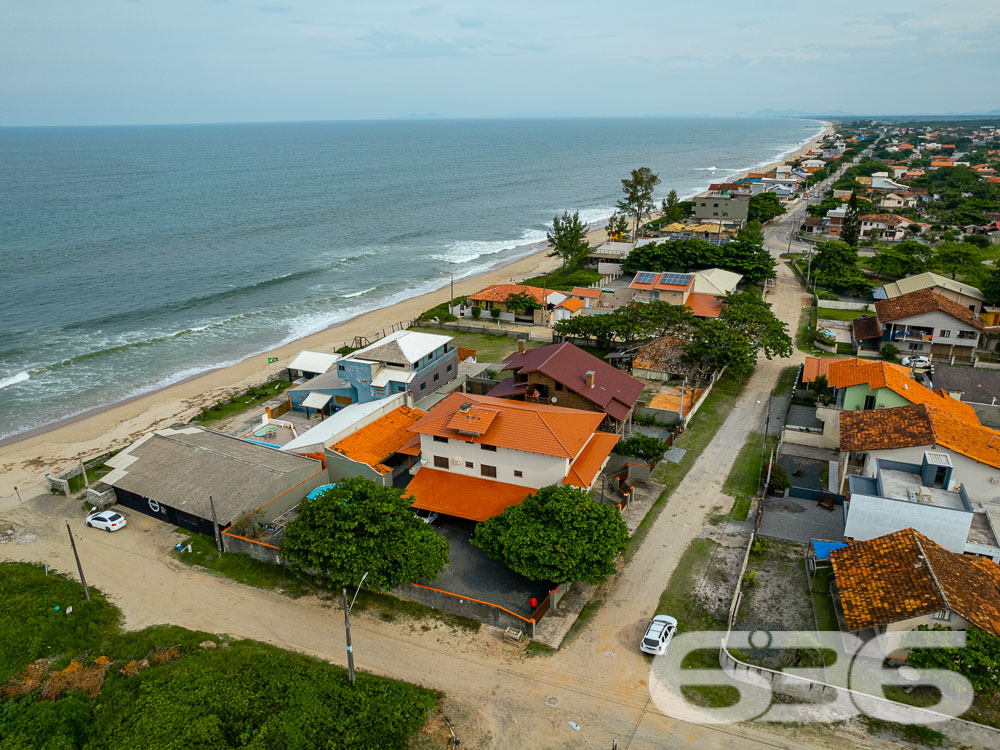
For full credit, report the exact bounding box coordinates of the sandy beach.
[0,120,832,504]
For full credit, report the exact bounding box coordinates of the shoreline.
[0,120,832,500]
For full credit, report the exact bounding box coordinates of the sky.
[1,0,998,126]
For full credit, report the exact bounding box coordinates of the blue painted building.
[289,330,458,414]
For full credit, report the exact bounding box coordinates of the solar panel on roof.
[659,272,691,286]
[634,272,657,285]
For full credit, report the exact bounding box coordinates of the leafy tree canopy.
[983,268,1000,307]
[718,290,793,362]
[472,485,628,585]
[547,210,591,268]
[660,189,686,223]
[747,193,786,223]
[931,241,984,280]
[621,237,775,283]
[812,240,872,295]
[606,211,631,240]
[908,625,1000,695]
[504,291,541,315]
[281,477,449,592]
[617,167,661,238]
[614,433,668,460]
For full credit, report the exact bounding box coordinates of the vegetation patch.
[520,267,601,291]
[722,431,776,521]
[816,307,871,321]
[0,562,438,749]
[412,326,543,362]
[192,378,294,425]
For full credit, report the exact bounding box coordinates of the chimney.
[586,370,595,389]
[459,401,473,413]
[517,340,525,354]
[404,391,414,409]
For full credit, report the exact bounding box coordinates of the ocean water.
[0,117,821,440]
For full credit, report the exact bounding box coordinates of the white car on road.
[640,614,678,655]
[85,510,127,532]
[901,355,931,368]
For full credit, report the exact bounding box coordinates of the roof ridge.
[537,411,580,458]
[912,532,951,612]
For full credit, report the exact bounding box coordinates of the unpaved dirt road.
[1,210,974,749]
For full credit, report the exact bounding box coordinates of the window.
[939,330,951,338]
[514,470,523,478]
[433,456,449,469]
[863,395,877,410]
[932,610,952,622]
[465,461,474,468]
[555,382,563,391]
[433,435,448,444]
[433,372,440,382]
[481,465,497,478]
[338,364,345,372]
[420,382,426,390]
[481,444,497,452]
[447,364,453,372]
[713,203,719,207]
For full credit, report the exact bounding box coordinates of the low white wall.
[817,300,872,311]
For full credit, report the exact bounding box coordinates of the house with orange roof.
[628,268,740,318]
[403,392,619,522]
[826,358,980,423]
[838,402,1000,512]
[567,286,605,309]
[929,160,955,169]
[325,404,426,485]
[830,528,1000,657]
[458,284,567,322]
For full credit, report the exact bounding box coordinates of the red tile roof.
[801,356,849,383]
[570,287,602,298]
[404,469,531,522]
[564,432,619,489]
[830,528,1000,636]
[557,298,586,312]
[456,346,477,363]
[686,293,724,318]
[467,284,549,304]
[875,288,984,330]
[501,342,643,421]
[411,391,605,459]
[329,406,426,475]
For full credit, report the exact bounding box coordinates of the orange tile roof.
[467,284,549,304]
[875,288,984,331]
[830,528,1000,636]
[571,287,602,298]
[456,346,477,362]
[329,405,426,475]
[802,356,849,383]
[404,468,531,522]
[445,406,499,435]
[564,432,619,489]
[930,161,954,167]
[648,386,706,417]
[410,391,604,459]
[827,359,980,424]
[557,297,586,312]
[686,293,724,318]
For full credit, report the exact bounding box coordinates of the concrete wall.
[844,493,973,552]
[634,405,681,426]
[692,196,749,223]
[393,583,534,636]
[419,434,568,489]
[779,405,840,450]
[223,533,283,565]
[247,465,327,525]
[818,300,872,311]
[325,450,388,486]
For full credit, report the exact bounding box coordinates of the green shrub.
[614,433,668,460]
[881,343,900,361]
[816,289,840,301]
[769,464,790,491]
[490,308,501,320]
[816,329,836,345]
[471,306,482,319]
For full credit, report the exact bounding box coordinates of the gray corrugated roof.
[930,364,1000,405]
[106,427,320,525]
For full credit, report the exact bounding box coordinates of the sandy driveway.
[0,207,949,749]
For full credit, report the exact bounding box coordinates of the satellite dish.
[551,397,558,403]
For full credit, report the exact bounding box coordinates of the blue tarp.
[812,540,847,559]
[307,484,338,501]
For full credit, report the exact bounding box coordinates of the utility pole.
[450,273,455,316]
[79,460,89,490]
[209,495,223,558]
[65,522,90,602]
[343,588,356,684]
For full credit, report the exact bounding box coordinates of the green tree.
[718,290,793,362]
[983,268,1000,306]
[747,193,786,223]
[683,318,756,380]
[504,291,541,315]
[812,240,871,295]
[932,241,983,280]
[281,477,449,592]
[660,189,686,223]
[841,191,861,247]
[868,242,927,279]
[908,625,1000,694]
[472,485,628,585]
[738,219,765,247]
[606,211,630,240]
[614,433,667,460]
[547,210,591,268]
[617,167,661,239]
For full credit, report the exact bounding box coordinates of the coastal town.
[6,117,1000,749]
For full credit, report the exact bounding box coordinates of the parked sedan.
[85,510,127,532]
[640,614,678,656]
[901,355,931,368]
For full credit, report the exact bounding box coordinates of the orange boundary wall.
[407,582,535,625]
[221,468,326,547]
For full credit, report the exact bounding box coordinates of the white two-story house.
[874,288,984,363]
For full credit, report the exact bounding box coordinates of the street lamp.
[567,721,596,750]
[343,571,369,685]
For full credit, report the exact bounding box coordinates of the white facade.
[419,434,568,489]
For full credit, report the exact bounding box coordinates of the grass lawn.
[414,326,544,362]
[817,307,872,321]
[809,566,838,631]
[722,431,777,521]
[173,532,480,632]
[521,266,601,291]
[192,378,295,425]
[68,464,113,493]
[627,377,748,561]
[773,365,799,396]
[1,562,439,749]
